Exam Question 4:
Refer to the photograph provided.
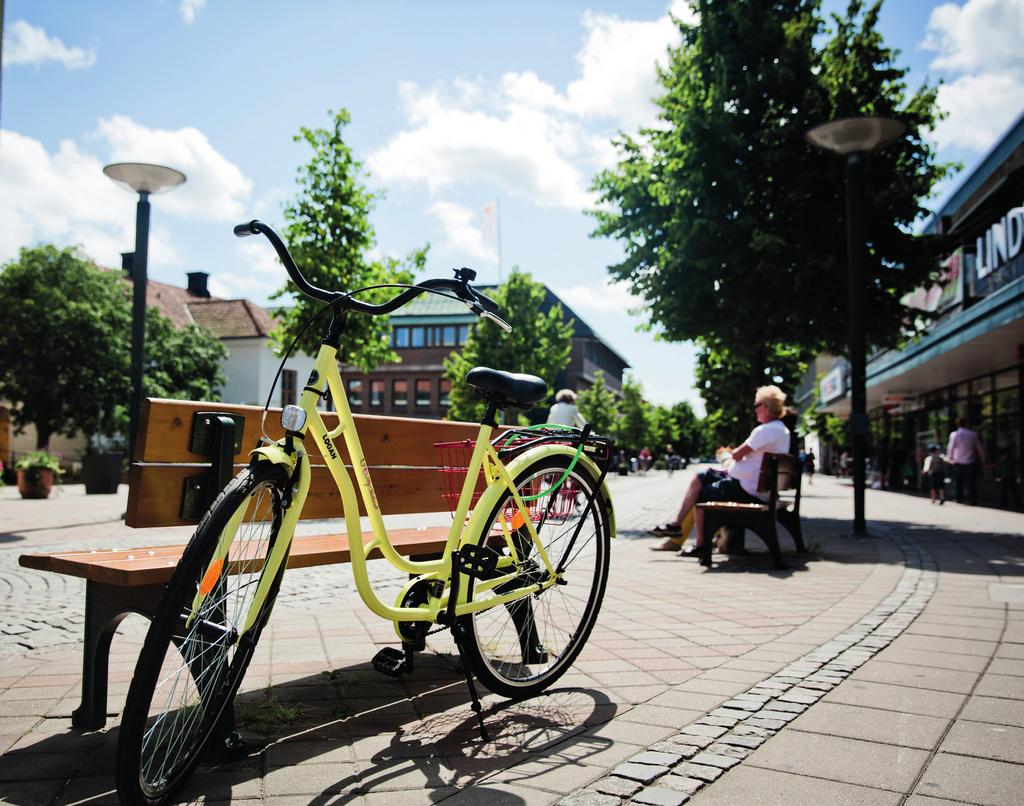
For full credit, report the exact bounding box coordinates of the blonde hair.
[755,385,786,418]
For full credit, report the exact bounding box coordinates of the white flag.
[481,201,497,242]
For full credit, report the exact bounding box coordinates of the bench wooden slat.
[19,526,451,587]
[136,398,492,466]
[126,464,449,527]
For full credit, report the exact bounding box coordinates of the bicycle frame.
[208,339,611,638]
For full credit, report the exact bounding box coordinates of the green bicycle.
[115,220,615,805]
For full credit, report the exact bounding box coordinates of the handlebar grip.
[233,220,261,238]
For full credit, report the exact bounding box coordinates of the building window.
[369,379,384,408]
[415,379,431,408]
[281,369,297,406]
[439,378,451,407]
[392,379,409,409]
[442,325,456,346]
[411,327,426,348]
[347,379,363,408]
[394,327,410,348]
[457,324,470,345]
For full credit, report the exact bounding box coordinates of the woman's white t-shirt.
[727,419,791,499]
[548,402,583,427]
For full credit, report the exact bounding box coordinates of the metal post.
[846,153,867,534]
[128,191,151,462]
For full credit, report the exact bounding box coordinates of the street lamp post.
[103,163,186,461]
[805,117,905,535]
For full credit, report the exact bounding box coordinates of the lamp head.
[805,116,906,155]
[103,162,187,195]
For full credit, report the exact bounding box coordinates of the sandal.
[648,522,682,536]
[678,545,704,558]
[649,538,683,551]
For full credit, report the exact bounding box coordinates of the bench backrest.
[127,398,496,528]
[755,452,800,497]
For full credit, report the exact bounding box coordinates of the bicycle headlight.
[281,405,306,433]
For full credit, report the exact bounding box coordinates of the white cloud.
[0,118,251,269]
[429,200,498,263]
[922,0,1024,151]
[367,3,690,212]
[554,279,639,314]
[96,115,252,221]
[180,0,207,25]
[2,20,96,69]
[209,238,285,303]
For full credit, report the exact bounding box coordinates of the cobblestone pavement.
[0,472,1022,804]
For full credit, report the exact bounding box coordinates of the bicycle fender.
[249,444,299,470]
[463,443,616,544]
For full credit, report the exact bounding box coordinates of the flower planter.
[17,467,55,499]
[83,452,124,494]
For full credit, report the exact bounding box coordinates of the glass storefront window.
[392,380,408,409]
[996,368,1019,390]
[996,387,1018,416]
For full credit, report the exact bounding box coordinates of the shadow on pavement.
[0,656,617,805]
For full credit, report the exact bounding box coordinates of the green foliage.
[576,370,619,438]
[669,400,708,458]
[800,404,849,448]
[0,244,227,448]
[616,375,652,452]
[0,245,130,448]
[273,109,426,369]
[15,450,63,475]
[591,0,952,439]
[444,272,574,423]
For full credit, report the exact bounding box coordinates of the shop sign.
[901,248,964,313]
[820,366,844,404]
[976,203,1024,280]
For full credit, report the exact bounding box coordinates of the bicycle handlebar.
[233,219,511,331]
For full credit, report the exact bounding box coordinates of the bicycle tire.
[116,461,290,806]
[460,454,611,699]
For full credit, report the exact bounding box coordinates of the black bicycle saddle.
[466,367,548,409]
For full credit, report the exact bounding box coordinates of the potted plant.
[15,450,63,499]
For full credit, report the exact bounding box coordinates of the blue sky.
[3,0,1023,413]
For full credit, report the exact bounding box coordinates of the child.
[922,444,946,505]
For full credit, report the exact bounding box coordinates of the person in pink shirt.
[946,417,985,505]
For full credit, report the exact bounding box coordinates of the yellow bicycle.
[115,220,615,805]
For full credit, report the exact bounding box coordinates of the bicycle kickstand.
[446,549,491,742]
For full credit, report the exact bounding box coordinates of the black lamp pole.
[128,191,151,464]
[805,116,905,536]
[845,152,868,533]
[103,162,186,462]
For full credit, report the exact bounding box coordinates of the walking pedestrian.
[804,449,816,485]
[547,389,585,428]
[946,417,985,505]
[922,444,946,505]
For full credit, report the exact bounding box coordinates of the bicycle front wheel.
[116,462,290,806]
[461,454,611,699]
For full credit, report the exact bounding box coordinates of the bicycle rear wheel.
[461,454,611,699]
[116,462,290,806]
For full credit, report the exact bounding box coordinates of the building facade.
[340,285,630,420]
[818,110,1024,507]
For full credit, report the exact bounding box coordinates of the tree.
[576,370,619,438]
[0,245,227,448]
[273,109,426,370]
[670,400,708,459]
[591,0,950,430]
[616,375,652,453]
[444,272,574,423]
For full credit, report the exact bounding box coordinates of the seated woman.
[650,385,791,556]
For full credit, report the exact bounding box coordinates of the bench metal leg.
[777,509,806,552]
[72,580,165,730]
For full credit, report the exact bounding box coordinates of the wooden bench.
[697,452,805,569]
[19,397,494,730]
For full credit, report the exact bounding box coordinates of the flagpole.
[496,195,503,282]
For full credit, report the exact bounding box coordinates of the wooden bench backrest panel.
[755,453,799,495]
[126,464,447,527]
[126,398,508,528]
[136,398,488,466]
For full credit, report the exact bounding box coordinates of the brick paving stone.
[716,733,764,749]
[671,762,722,783]
[631,785,691,805]
[766,701,806,714]
[613,762,671,783]
[679,724,726,739]
[629,750,684,767]
[648,741,701,758]
[559,792,621,806]
[706,743,750,760]
[756,709,798,722]
[658,775,704,794]
[690,752,742,770]
[591,776,643,797]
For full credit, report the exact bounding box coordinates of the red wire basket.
[434,435,582,525]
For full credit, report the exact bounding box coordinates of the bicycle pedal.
[454,544,500,578]
[372,646,412,678]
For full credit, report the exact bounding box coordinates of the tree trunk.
[36,426,52,450]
